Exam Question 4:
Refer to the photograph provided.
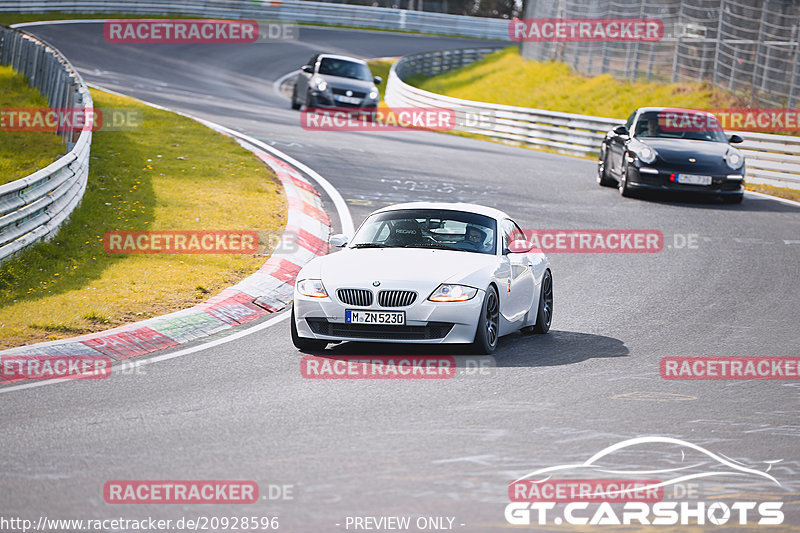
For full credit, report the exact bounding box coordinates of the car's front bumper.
[293,290,484,344]
[628,164,744,196]
[309,91,378,110]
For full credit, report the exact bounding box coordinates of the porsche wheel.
[618,159,633,197]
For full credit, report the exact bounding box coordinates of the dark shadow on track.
[616,190,798,213]
[306,329,629,368]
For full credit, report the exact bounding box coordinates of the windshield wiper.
[400,244,456,251]
[351,243,391,249]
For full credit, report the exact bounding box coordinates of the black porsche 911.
[597,107,745,203]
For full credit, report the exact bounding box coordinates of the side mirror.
[373,76,383,85]
[329,234,349,247]
[613,125,629,136]
[728,134,744,144]
[508,240,536,253]
[301,65,313,74]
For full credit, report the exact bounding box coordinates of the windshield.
[350,209,497,255]
[317,58,373,82]
[635,110,728,142]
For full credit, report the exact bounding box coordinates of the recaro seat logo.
[506,436,785,526]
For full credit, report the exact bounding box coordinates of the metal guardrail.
[737,132,800,188]
[385,48,800,190]
[0,0,511,40]
[0,25,93,263]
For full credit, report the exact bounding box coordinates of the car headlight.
[297,279,328,298]
[636,146,657,164]
[725,149,743,169]
[368,90,379,100]
[315,80,328,91]
[428,284,478,302]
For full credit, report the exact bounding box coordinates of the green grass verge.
[0,88,287,349]
[0,65,64,185]
[368,58,395,102]
[408,47,744,120]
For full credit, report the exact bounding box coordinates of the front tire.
[618,159,633,197]
[472,285,500,354]
[533,270,553,334]
[291,307,327,352]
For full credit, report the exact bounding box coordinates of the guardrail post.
[712,0,725,87]
[789,39,800,107]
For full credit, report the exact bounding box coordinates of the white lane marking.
[273,69,298,100]
[744,190,800,208]
[11,20,110,27]
[0,314,290,395]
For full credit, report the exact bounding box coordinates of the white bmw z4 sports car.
[291,202,553,354]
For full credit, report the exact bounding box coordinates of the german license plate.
[345,310,405,325]
[677,173,712,186]
[335,95,361,105]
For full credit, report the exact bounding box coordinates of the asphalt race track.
[2,22,799,532]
